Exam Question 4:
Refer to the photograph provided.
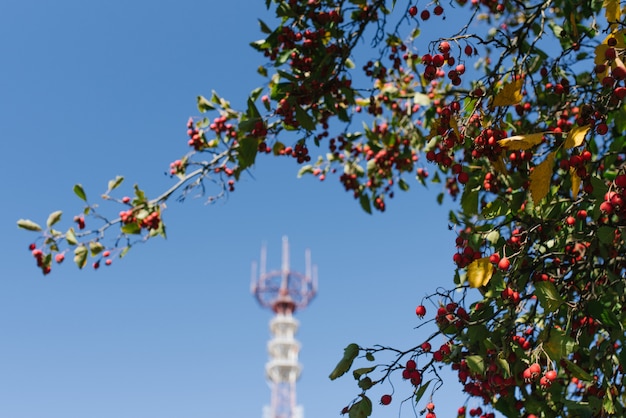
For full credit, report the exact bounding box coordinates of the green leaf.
[597,226,616,244]
[258,19,272,34]
[365,352,375,361]
[17,219,43,232]
[294,105,315,131]
[349,395,372,418]
[237,136,259,171]
[534,281,564,313]
[414,379,431,404]
[329,343,359,380]
[482,199,504,219]
[133,184,146,204]
[74,245,88,269]
[89,241,104,257]
[587,300,620,327]
[603,391,615,414]
[466,355,485,374]
[357,376,374,390]
[107,175,124,191]
[121,222,141,235]
[247,97,261,119]
[65,227,78,245]
[353,366,376,380]
[497,356,511,378]
[562,359,593,381]
[119,246,131,258]
[398,178,410,191]
[46,210,63,228]
[461,187,479,215]
[297,164,314,178]
[73,184,87,201]
[543,329,575,360]
[359,194,372,214]
[197,95,215,113]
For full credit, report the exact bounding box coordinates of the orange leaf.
[529,152,555,204]
[564,125,590,149]
[498,133,546,150]
[570,167,581,200]
[467,257,494,288]
[491,78,524,107]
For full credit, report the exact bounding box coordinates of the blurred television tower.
[251,236,317,418]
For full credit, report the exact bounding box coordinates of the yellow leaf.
[467,257,494,288]
[427,118,440,140]
[450,116,461,141]
[594,30,626,78]
[491,78,524,107]
[564,124,590,149]
[570,12,579,39]
[498,133,546,150]
[322,30,332,45]
[570,167,581,199]
[529,152,556,204]
[605,0,621,30]
[492,155,508,175]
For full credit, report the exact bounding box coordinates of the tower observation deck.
[251,236,317,418]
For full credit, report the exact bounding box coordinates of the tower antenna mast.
[251,236,317,418]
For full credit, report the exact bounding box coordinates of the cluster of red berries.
[140,211,161,230]
[169,159,185,176]
[120,209,136,225]
[120,206,160,231]
[599,173,626,217]
[424,402,436,418]
[279,143,311,163]
[186,118,206,151]
[408,3,444,21]
[30,244,51,275]
[402,358,422,386]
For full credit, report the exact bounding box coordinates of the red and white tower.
[251,236,317,418]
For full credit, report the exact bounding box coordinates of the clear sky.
[1,1,475,417]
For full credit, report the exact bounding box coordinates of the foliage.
[18,0,626,416]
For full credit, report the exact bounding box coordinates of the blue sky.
[1,1,474,417]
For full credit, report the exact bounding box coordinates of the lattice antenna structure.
[251,236,317,418]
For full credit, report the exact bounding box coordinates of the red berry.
[426,402,435,411]
[433,5,443,15]
[408,5,418,16]
[615,174,626,188]
[614,86,626,100]
[420,9,430,20]
[545,370,557,381]
[380,394,392,405]
[489,253,501,264]
[55,253,65,264]
[406,359,417,370]
[415,305,426,317]
[421,341,432,352]
[438,41,450,54]
[498,257,511,271]
[457,171,469,184]
[529,363,541,375]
